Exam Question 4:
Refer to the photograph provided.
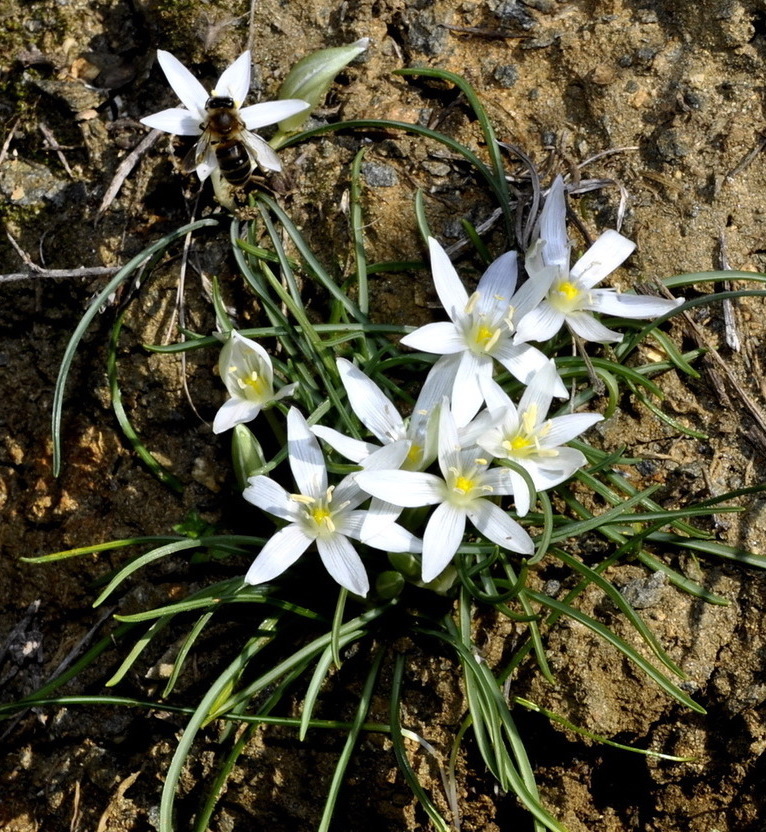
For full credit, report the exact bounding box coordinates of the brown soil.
[2,1,766,831]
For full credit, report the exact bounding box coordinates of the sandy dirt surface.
[2,0,766,830]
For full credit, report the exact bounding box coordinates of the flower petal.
[245,523,313,585]
[527,447,588,488]
[451,350,490,427]
[337,358,405,444]
[513,302,565,344]
[311,425,377,463]
[421,502,466,582]
[467,499,534,554]
[570,229,636,289]
[511,263,559,321]
[213,397,262,434]
[140,108,202,136]
[428,237,469,322]
[243,475,300,521]
[517,360,558,426]
[400,321,465,354]
[475,250,517,314]
[586,290,683,319]
[566,311,623,343]
[544,413,603,445]
[316,534,369,596]
[355,470,444,507]
[287,408,327,497]
[538,176,570,268]
[214,51,251,105]
[494,342,558,392]
[156,50,207,118]
[241,99,310,130]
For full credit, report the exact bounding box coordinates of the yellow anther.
[465,291,480,315]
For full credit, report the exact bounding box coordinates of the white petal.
[273,381,299,402]
[287,408,327,497]
[213,397,262,433]
[411,358,454,436]
[332,474,368,512]
[527,447,588,488]
[587,290,683,319]
[337,358,404,443]
[544,413,603,445]
[509,469,532,517]
[156,50,208,118]
[355,470,444,507]
[140,108,202,136]
[361,440,411,471]
[451,351,490,427]
[538,176,570,268]
[467,499,534,554]
[494,342,552,388]
[241,99,310,130]
[566,311,623,343]
[428,237,469,322]
[360,498,404,544]
[364,518,422,554]
[570,229,636,289]
[477,376,516,416]
[475,251,517,314]
[243,475,300,522]
[421,502,466,582]
[437,400,464,475]
[517,360,557,425]
[400,321,465,354]
[195,143,218,181]
[478,466,516,497]
[311,425,377,463]
[214,51,251,105]
[511,263,559,321]
[245,524,313,585]
[513,303,565,344]
[316,534,369,596]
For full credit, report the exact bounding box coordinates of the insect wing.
[181,130,212,174]
[240,129,283,173]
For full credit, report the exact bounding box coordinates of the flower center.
[549,279,585,313]
[291,487,346,539]
[500,408,558,459]
[467,319,504,355]
[446,461,493,506]
[234,368,268,400]
[309,504,336,533]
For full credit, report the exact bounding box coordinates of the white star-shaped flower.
[400,237,565,427]
[140,50,309,180]
[514,176,683,344]
[243,408,421,596]
[356,401,534,583]
[463,361,603,516]
[213,331,298,434]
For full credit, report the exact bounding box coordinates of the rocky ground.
[2,0,766,830]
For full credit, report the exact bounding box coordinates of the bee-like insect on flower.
[140,50,309,186]
[184,94,282,186]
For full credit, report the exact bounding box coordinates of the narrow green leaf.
[52,218,218,477]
